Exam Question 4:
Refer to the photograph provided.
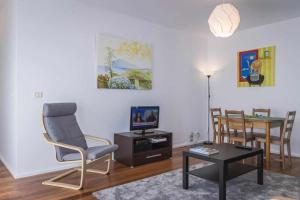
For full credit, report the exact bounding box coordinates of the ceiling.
[86,0,300,36]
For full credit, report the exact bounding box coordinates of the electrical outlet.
[34,91,43,98]
[196,132,201,142]
[189,132,194,142]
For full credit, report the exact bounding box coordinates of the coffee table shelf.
[182,144,264,200]
[188,163,257,183]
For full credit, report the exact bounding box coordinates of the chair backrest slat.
[210,108,223,134]
[225,110,247,142]
[282,111,296,140]
[252,108,271,117]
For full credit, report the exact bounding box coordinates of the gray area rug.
[93,162,300,200]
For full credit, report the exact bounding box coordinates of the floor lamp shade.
[208,3,240,38]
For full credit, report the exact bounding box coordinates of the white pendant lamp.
[208,3,240,38]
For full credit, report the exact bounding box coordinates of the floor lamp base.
[203,141,214,145]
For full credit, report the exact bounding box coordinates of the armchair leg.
[42,154,111,190]
[79,154,112,175]
[42,163,86,190]
[43,156,87,190]
[80,158,87,188]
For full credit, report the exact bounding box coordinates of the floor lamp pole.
[203,74,213,145]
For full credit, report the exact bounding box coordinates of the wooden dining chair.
[252,108,271,152]
[256,111,296,169]
[225,110,255,147]
[211,108,229,143]
[252,108,271,117]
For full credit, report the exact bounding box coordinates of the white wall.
[11,0,207,178]
[6,0,300,179]
[0,0,18,176]
[207,17,300,155]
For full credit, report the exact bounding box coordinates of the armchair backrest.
[43,103,87,161]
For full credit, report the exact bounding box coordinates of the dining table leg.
[218,117,222,144]
[280,123,284,168]
[265,122,271,169]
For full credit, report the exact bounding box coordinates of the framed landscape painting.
[237,46,275,87]
[96,34,153,90]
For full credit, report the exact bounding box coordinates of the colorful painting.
[237,46,275,87]
[96,34,153,90]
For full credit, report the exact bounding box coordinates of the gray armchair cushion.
[43,103,77,117]
[43,103,88,161]
[62,144,119,161]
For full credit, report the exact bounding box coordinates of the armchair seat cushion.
[62,144,118,161]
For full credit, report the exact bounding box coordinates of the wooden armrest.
[42,133,86,156]
[84,134,112,145]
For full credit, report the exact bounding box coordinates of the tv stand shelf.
[114,130,172,167]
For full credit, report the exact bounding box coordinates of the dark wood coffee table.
[182,143,264,200]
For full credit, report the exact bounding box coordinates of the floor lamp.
[202,70,215,145]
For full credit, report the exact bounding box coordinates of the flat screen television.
[130,106,159,133]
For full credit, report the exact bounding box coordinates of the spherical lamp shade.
[208,3,240,38]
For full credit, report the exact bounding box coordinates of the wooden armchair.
[42,103,118,190]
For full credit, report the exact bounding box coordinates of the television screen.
[130,106,159,131]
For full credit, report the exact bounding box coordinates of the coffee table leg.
[183,154,189,189]
[257,152,264,185]
[219,161,227,200]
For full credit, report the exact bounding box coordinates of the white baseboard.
[173,140,205,148]
[270,147,300,157]
[174,141,300,157]
[0,153,17,178]
[0,153,77,179]
[14,142,196,179]
[173,142,192,148]
[14,163,79,179]
[5,141,300,179]
[13,143,194,179]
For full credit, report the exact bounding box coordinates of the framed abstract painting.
[96,34,153,90]
[237,46,275,87]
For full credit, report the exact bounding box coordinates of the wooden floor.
[0,146,299,200]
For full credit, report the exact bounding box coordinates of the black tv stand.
[114,130,172,167]
[133,129,154,135]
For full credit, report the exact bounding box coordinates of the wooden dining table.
[217,115,285,169]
